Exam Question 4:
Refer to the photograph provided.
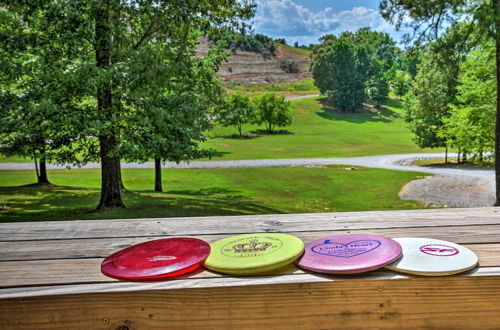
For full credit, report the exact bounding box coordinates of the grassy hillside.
[204,97,433,160]
[0,165,425,221]
[0,96,429,163]
[223,78,318,98]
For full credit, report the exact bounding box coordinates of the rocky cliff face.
[197,37,312,84]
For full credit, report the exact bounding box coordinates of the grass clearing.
[0,96,431,163]
[205,97,437,160]
[223,78,318,93]
[0,166,425,222]
[412,158,493,169]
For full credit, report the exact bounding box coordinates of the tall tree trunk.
[445,147,448,164]
[96,1,124,209]
[495,0,500,205]
[154,157,163,192]
[117,160,125,191]
[38,156,50,184]
[34,156,39,182]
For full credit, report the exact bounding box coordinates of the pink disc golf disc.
[296,234,402,274]
[101,237,210,280]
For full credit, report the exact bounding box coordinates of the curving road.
[1,152,494,207]
[0,152,493,179]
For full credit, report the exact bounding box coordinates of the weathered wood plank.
[1,207,499,241]
[0,243,498,289]
[2,274,500,329]
[3,265,500,300]
[3,224,500,261]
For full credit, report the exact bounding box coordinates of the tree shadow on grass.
[214,132,261,140]
[209,151,232,159]
[0,185,282,222]
[250,129,294,135]
[316,98,400,124]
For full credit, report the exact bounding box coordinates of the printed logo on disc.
[221,236,283,258]
[419,244,459,257]
[311,240,381,258]
[147,256,177,262]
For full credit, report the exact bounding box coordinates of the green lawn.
[204,97,435,160]
[0,96,431,163]
[223,78,318,93]
[0,166,425,222]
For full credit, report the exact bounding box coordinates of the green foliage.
[274,38,287,45]
[0,7,93,181]
[393,70,411,99]
[401,51,420,78]
[218,93,256,136]
[367,61,390,106]
[441,44,496,159]
[0,0,255,208]
[311,38,366,111]
[312,28,399,110]
[210,31,275,54]
[405,51,456,149]
[253,93,292,132]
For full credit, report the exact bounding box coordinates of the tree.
[1,1,255,209]
[393,70,411,99]
[343,28,398,105]
[218,93,256,136]
[405,51,456,151]
[253,93,292,133]
[311,38,366,111]
[367,60,390,107]
[441,43,496,161]
[0,6,89,185]
[379,0,500,204]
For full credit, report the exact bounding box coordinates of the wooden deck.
[2,207,500,329]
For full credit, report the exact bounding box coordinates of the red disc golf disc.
[101,238,210,280]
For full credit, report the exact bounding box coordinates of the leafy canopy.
[253,93,292,133]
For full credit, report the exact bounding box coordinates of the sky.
[251,0,410,46]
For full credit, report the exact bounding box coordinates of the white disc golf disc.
[385,237,478,276]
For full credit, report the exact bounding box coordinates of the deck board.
[2,207,500,329]
[1,207,499,241]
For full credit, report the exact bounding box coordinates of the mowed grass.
[0,96,430,163]
[0,166,425,222]
[223,78,318,93]
[222,79,318,99]
[205,97,435,160]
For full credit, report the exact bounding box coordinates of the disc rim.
[101,237,211,280]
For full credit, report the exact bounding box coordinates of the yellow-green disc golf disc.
[203,233,304,275]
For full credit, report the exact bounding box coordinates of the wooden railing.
[1,207,500,329]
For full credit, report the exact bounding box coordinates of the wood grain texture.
[2,207,500,329]
[3,224,500,261]
[0,242,498,290]
[2,275,500,329]
[1,207,499,241]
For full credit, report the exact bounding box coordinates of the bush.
[279,60,300,73]
[217,93,256,136]
[253,93,292,133]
